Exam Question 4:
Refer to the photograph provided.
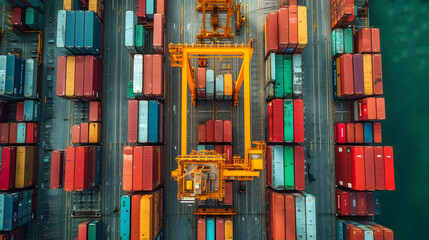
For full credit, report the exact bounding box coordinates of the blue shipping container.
[332,61,337,98]
[215,74,224,100]
[2,193,19,231]
[5,55,21,96]
[272,145,284,190]
[303,193,316,240]
[293,193,306,240]
[18,58,25,97]
[96,146,102,186]
[120,195,130,240]
[66,11,79,55]
[17,123,26,143]
[206,217,215,240]
[148,100,159,143]
[0,56,6,95]
[146,0,154,20]
[84,11,101,55]
[206,70,214,100]
[0,194,3,230]
[336,220,344,240]
[205,145,214,151]
[138,100,148,143]
[24,100,40,122]
[374,191,381,215]
[75,11,87,54]
[364,123,373,143]
[197,145,206,151]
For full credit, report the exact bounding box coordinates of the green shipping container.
[331,30,336,57]
[284,146,294,190]
[25,8,43,30]
[274,54,284,98]
[344,28,353,54]
[88,220,101,240]
[127,81,135,99]
[333,28,344,56]
[135,25,145,53]
[283,55,293,98]
[284,99,294,142]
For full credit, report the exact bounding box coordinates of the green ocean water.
[371,0,429,238]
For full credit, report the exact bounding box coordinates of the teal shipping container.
[215,74,224,100]
[25,8,43,30]
[284,99,294,142]
[272,145,284,190]
[344,28,353,53]
[274,54,284,98]
[206,217,215,240]
[148,100,159,143]
[120,195,130,240]
[284,146,294,190]
[16,123,26,143]
[75,11,87,54]
[206,70,214,100]
[283,55,293,98]
[88,220,102,240]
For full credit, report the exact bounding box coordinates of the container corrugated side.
[303,193,316,239]
[24,59,38,99]
[284,99,294,142]
[284,146,294,189]
[125,11,137,54]
[292,54,302,96]
[206,70,214,100]
[138,100,148,143]
[284,55,293,97]
[274,54,284,98]
[148,101,159,142]
[272,145,284,190]
[65,11,79,54]
[84,11,101,55]
[75,11,86,54]
[120,195,131,239]
[0,56,6,95]
[215,74,224,100]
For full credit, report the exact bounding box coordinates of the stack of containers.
[331,1,395,237]
[77,220,102,240]
[264,2,311,238]
[122,7,166,239]
[197,217,233,240]
[336,220,394,240]
[196,69,233,101]
[0,0,44,12]
[11,7,44,31]
[0,77,41,235]
[0,55,41,100]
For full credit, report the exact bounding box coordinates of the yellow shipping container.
[89,123,101,143]
[15,146,33,188]
[336,57,342,97]
[224,73,233,97]
[63,0,73,10]
[363,54,373,95]
[66,56,76,97]
[297,6,308,48]
[89,0,103,19]
[225,218,233,240]
[140,194,154,240]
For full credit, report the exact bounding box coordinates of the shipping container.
[56,56,67,97]
[135,25,145,53]
[357,28,371,53]
[278,8,289,52]
[346,123,354,143]
[224,73,233,100]
[88,122,101,143]
[12,8,26,31]
[225,219,233,240]
[148,100,159,142]
[0,147,16,190]
[24,59,39,99]
[80,122,89,143]
[215,74,224,100]
[146,0,154,20]
[56,10,68,52]
[269,191,285,239]
[285,194,296,239]
[363,54,373,95]
[78,221,90,240]
[74,147,89,191]
[363,123,373,143]
[198,124,206,143]
[373,122,382,143]
[133,54,143,97]
[123,146,133,191]
[284,99,294,142]
[143,55,153,97]
[65,11,78,54]
[88,220,101,240]
[264,12,278,58]
[16,123,26,144]
[364,147,375,190]
[214,120,223,142]
[352,54,364,95]
[293,99,304,142]
[272,145,284,189]
[266,146,273,187]
[197,67,206,96]
[292,54,302,96]
[372,54,383,95]
[125,11,137,54]
[138,101,148,143]
[120,195,131,239]
[206,120,215,142]
[294,146,305,190]
[266,53,275,84]
[89,101,102,122]
[287,5,298,53]
[206,217,215,240]
[9,123,18,144]
[376,98,385,120]
[50,150,64,189]
[340,54,353,96]
[130,193,142,240]
[152,54,163,98]
[224,181,233,205]
[384,146,395,190]
[371,28,381,52]
[0,56,7,95]
[65,56,76,97]
[206,70,214,100]
[296,6,307,52]
[274,54,284,98]
[84,11,102,55]
[354,123,364,143]
[197,217,206,240]
[223,120,232,143]
[15,146,34,189]
[64,147,75,191]
[0,123,9,144]
[215,218,225,240]
[284,146,294,190]
[268,99,284,142]
[137,0,146,22]
[153,14,164,53]
[223,145,232,164]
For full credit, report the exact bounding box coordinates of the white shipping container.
[292,54,303,96]
[24,59,38,99]
[125,11,137,54]
[303,193,316,240]
[293,193,306,240]
[56,10,67,49]
[0,56,6,95]
[138,100,148,143]
[133,54,144,96]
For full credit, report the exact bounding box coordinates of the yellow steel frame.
[194,208,236,216]
[168,41,254,156]
[196,0,235,39]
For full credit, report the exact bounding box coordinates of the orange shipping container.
[346,123,355,143]
[371,28,381,52]
[373,122,382,143]
[376,98,386,120]
[80,123,89,143]
[197,217,206,240]
[64,147,76,191]
[288,5,298,51]
[131,193,143,240]
[133,146,143,191]
[123,146,133,191]
[372,54,383,95]
[66,56,76,97]
[225,219,233,240]
[224,73,233,97]
[72,125,81,144]
[340,54,354,95]
[354,123,364,143]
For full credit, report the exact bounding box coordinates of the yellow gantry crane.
[169,40,266,201]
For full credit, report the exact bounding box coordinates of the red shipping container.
[215,218,225,240]
[143,54,153,97]
[366,225,384,240]
[224,181,233,205]
[152,54,163,98]
[75,56,85,99]
[370,224,394,240]
[197,67,206,89]
[50,150,64,189]
[16,102,24,121]
[214,120,223,142]
[269,99,284,142]
[72,125,81,144]
[346,123,355,143]
[143,146,159,191]
[265,12,279,57]
[358,98,376,121]
[0,123,9,144]
[214,145,223,155]
[153,14,164,53]
[347,225,364,240]
[278,7,289,52]
[223,120,232,143]
[9,123,18,144]
[25,122,39,144]
[89,101,102,122]
[357,192,367,216]
[366,191,375,215]
[335,146,347,186]
[354,123,364,143]
[0,147,16,190]
[137,0,146,22]
[131,193,143,240]
[270,191,285,239]
[335,123,346,143]
[123,146,133,191]
[88,147,96,187]
[376,98,386,120]
[372,54,383,95]
[157,0,166,15]
[56,56,67,97]
[336,190,350,215]
[206,120,215,142]
[197,217,206,240]
[288,6,298,51]
[266,146,272,187]
[223,145,233,164]
[349,192,358,216]
[80,123,89,143]
[350,146,365,190]
[267,100,273,141]
[75,147,89,191]
[284,194,296,239]
[64,147,76,191]
[364,147,375,190]
[384,146,395,190]
[373,146,386,190]
[198,124,207,143]
[84,56,97,100]
[293,99,304,142]
[128,100,138,143]
[340,54,354,95]
[294,146,305,190]
[12,8,26,31]
[133,146,143,191]
[357,28,371,53]
[371,28,381,52]
[373,122,382,143]
[78,221,90,240]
